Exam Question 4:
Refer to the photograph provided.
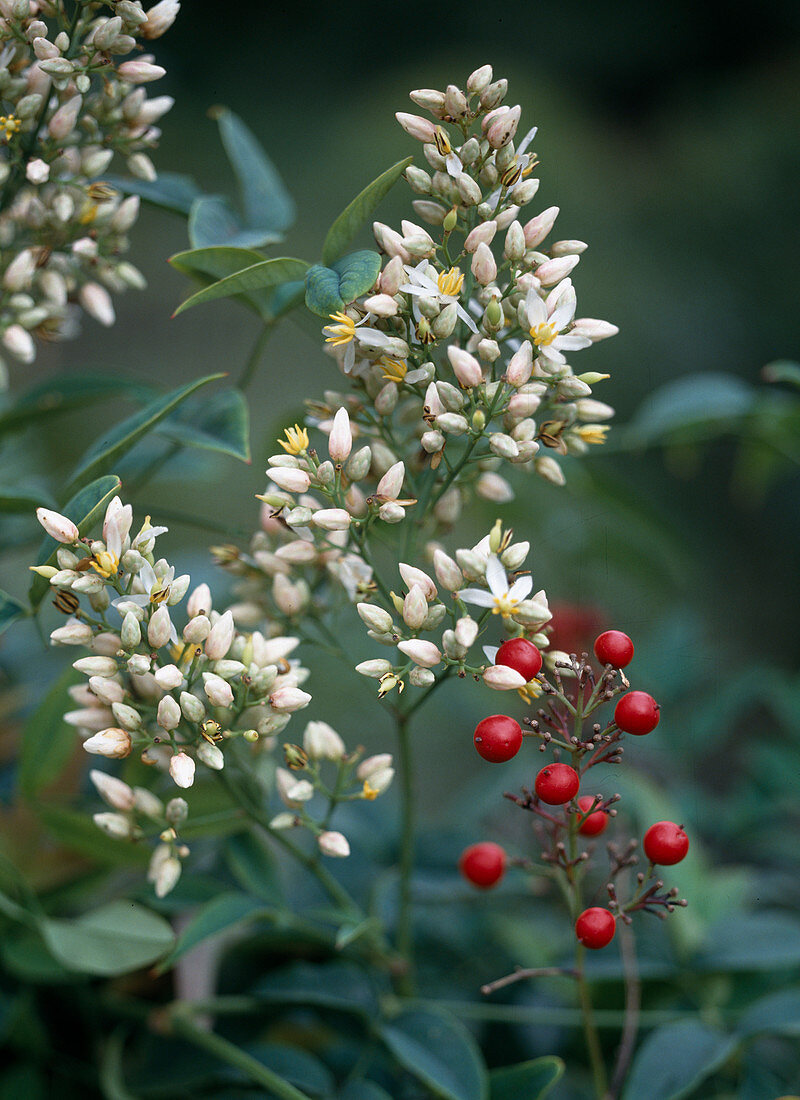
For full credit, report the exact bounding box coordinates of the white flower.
[460,555,533,619]
[523,279,591,367]
[398,260,478,334]
[318,830,350,858]
[169,752,195,788]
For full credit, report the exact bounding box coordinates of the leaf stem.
[238,323,273,391]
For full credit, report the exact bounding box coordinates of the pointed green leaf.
[0,485,56,513]
[304,251,383,317]
[0,374,155,437]
[104,172,203,215]
[379,1008,488,1100]
[155,893,269,974]
[489,1057,565,1100]
[66,374,223,492]
[157,388,250,462]
[0,588,27,635]
[215,107,295,234]
[736,987,800,1038]
[28,474,121,610]
[41,900,174,976]
[252,961,378,1017]
[239,1043,334,1096]
[18,665,81,800]
[173,258,308,317]
[339,1084,393,1100]
[189,194,284,249]
[695,911,800,971]
[170,244,267,282]
[622,1022,736,1100]
[322,157,413,265]
[35,804,150,867]
[225,831,285,903]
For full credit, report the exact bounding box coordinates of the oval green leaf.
[305,263,345,316]
[736,986,800,1038]
[215,108,295,234]
[322,156,413,266]
[189,195,283,250]
[695,911,800,972]
[0,374,155,438]
[18,665,81,799]
[339,1082,393,1100]
[41,899,174,976]
[379,1007,488,1100]
[622,1021,736,1100]
[156,893,269,974]
[0,588,27,636]
[489,1057,565,1099]
[174,258,309,317]
[35,804,150,867]
[304,251,383,317]
[104,172,203,216]
[156,388,250,463]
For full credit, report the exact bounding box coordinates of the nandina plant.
[6,50,713,1100]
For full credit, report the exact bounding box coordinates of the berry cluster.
[459,629,689,953]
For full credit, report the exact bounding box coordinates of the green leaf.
[35,804,150,867]
[622,1022,736,1100]
[215,108,295,234]
[157,388,250,462]
[238,1044,334,1097]
[762,359,800,389]
[155,893,268,974]
[0,374,155,437]
[99,1029,140,1100]
[304,250,382,317]
[41,899,174,976]
[28,474,122,610]
[173,258,308,317]
[66,374,223,492]
[624,373,756,447]
[170,244,267,283]
[0,588,27,635]
[18,665,81,800]
[188,195,284,250]
[380,1008,488,1100]
[104,172,203,216]
[322,157,413,266]
[695,911,800,971]
[0,929,73,984]
[225,831,285,904]
[252,961,378,1017]
[737,987,800,1038]
[338,1083,393,1100]
[0,485,55,512]
[489,1057,565,1099]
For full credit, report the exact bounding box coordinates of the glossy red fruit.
[593,630,634,669]
[496,637,543,682]
[576,907,616,949]
[576,795,608,837]
[473,714,523,763]
[643,821,689,866]
[534,762,580,805]
[459,842,507,888]
[614,691,660,735]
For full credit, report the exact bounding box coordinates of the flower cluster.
[318,62,617,494]
[0,0,179,384]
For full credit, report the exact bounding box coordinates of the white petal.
[555,334,592,351]
[482,645,499,663]
[508,575,533,602]
[446,152,463,178]
[525,286,546,326]
[485,555,508,598]
[459,589,496,608]
[517,125,538,156]
[455,303,479,334]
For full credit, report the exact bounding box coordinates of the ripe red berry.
[576,795,608,837]
[495,637,543,682]
[459,842,507,888]
[535,762,580,805]
[473,714,523,763]
[643,821,689,866]
[593,630,634,668]
[614,691,660,735]
[575,907,616,949]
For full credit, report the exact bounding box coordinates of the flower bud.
[311,508,351,531]
[512,178,540,205]
[48,95,82,140]
[197,741,224,770]
[436,413,469,435]
[149,846,181,898]
[50,620,93,646]
[183,614,210,643]
[357,603,394,633]
[117,60,166,82]
[409,667,435,687]
[534,455,566,486]
[90,769,136,812]
[187,582,212,617]
[402,585,428,630]
[397,639,441,667]
[93,812,133,839]
[83,727,131,759]
[536,255,580,286]
[575,398,614,421]
[464,220,497,253]
[484,664,527,690]
[203,672,234,707]
[79,282,115,326]
[523,206,559,248]
[447,346,483,388]
[504,220,526,262]
[270,687,312,712]
[205,609,234,660]
[36,507,79,543]
[157,695,181,731]
[118,611,141,649]
[318,830,350,858]
[267,467,310,493]
[455,616,479,648]
[355,658,394,678]
[153,664,183,691]
[471,242,497,286]
[179,691,205,722]
[166,797,188,824]
[489,432,519,459]
[169,752,195,789]
[147,605,172,648]
[571,318,619,342]
[110,702,142,731]
[303,720,345,761]
[476,472,514,502]
[141,0,180,39]
[73,656,118,678]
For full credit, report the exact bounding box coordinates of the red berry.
[495,637,542,682]
[473,714,523,763]
[459,842,507,888]
[535,762,580,805]
[593,630,634,669]
[575,907,616,949]
[576,795,608,837]
[614,691,659,735]
[643,821,689,866]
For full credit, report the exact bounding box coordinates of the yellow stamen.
[437,267,464,297]
[90,550,119,579]
[434,126,451,157]
[491,592,521,619]
[79,201,99,225]
[362,780,379,801]
[380,356,407,383]
[324,310,357,346]
[0,115,21,141]
[530,322,558,347]
[576,424,609,446]
[517,680,544,703]
[278,423,310,455]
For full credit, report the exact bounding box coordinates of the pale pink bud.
[147,605,172,648]
[471,242,497,286]
[303,720,345,761]
[36,507,79,544]
[468,64,493,94]
[65,707,115,731]
[398,563,437,600]
[376,461,405,500]
[204,609,234,660]
[4,248,36,290]
[362,293,398,317]
[183,614,210,643]
[79,282,115,326]
[169,752,195,788]
[32,36,59,60]
[117,60,166,83]
[397,639,441,668]
[154,664,183,690]
[432,548,463,591]
[269,686,312,712]
[275,540,317,565]
[318,830,350,858]
[90,769,135,811]
[157,695,181,731]
[202,672,233,707]
[364,766,394,794]
[495,205,520,231]
[505,342,533,387]
[48,95,82,140]
[523,206,559,248]
[196,741,224,770]
[487,104,520,148]
[355,658,394,678]
[571,318,619,341]
[3,324,35,363]
[447,346,483,388]
[110,195,140,232]
[273,574,304,616]
[464,220,497,253]
[93,812,133,839]
[379,502,405,523]
[83,727,132,759]
[535,255,580,287]
[328,406,353,462]
[395,112,437,142]
[149,845,181,897]
[311,508,351,531]
[455,616,478,648]
[476,472,514,502]
[74,656,118,677]
[574,399,614,421]
[50,620,94,646]
[483,664,527,690]
[357,602,394,633]
[357,753,394,780]
[268,467,311,493]
[378,255,406,295]
[373,221,411,262]
[141,0,180,38]
[535,455,566,486]
[403,585,428,630]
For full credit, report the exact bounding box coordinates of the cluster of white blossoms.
[318,63,617,493]
[0,0,179,385]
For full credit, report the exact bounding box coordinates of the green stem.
[607,920,641,1099]
[576,948,608,1099]
[238,323,273,391]
[169,1010,312,1100]
[395,710,415,994]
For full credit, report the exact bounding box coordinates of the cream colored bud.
[405,165,432,193]
[83,727,131,759]
[575,399,615,421]
[203,672,234,707]
[471,242,497,286]
[476,472,514,502]
[376,461,405,499]
[169,752,195,789]
[484,664,527,690]
[127,654,151,676]
[48,95,82,140]
[118,612,140,649]
[431,549,462,591]
[303,720,345,761]
[571,318,619,341]
[534,455,566,486]
[464,222,497,255]
[4,248,37,290]
[133,788,164,819]
[79,282,115,326]
[436,413,469,435]
[50,620,93,646]
[197,741,224,770]
[2,324,35,364]
[267,467,310,493]
[455,616,479,648]
[141,0,180,38]
[205,609,234,660]
[311,508,351,531]
[489,432,520,459]
[357,603,394,633]
[524,207,559,248]
[179,691,205,722]
[501,541,530,571]
[402,585,428,630]
[111,702,142,731]
[379,501,405,523]
[536,255,580,287]
[398,563,436,600]
[154,664,183,691]
[487,104,520,148]
[318,830,350,858]
[151,849,181,898]
[434,486,462,524]
[355,658,394,678]
[187,582,212,617]
[73,656,118,678]
[421,429,445,453]
[447,346,482,388]
[157,695,181,731]
[397,639,441,667]
[378,254,406,295]
[147,605,172,648]
[409,667,435,687]
[93,812,133,839]
[37,506,79,544]
[90,769,135,812]
[118,59,166,82]
[504,220,526,262]
[183,614,210,643]
[357,753,393,780]
[328,406,353,462]
[364,765,394,792]
[396,112,437,142]
[457,174,482,206]
[269,687,311,712]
